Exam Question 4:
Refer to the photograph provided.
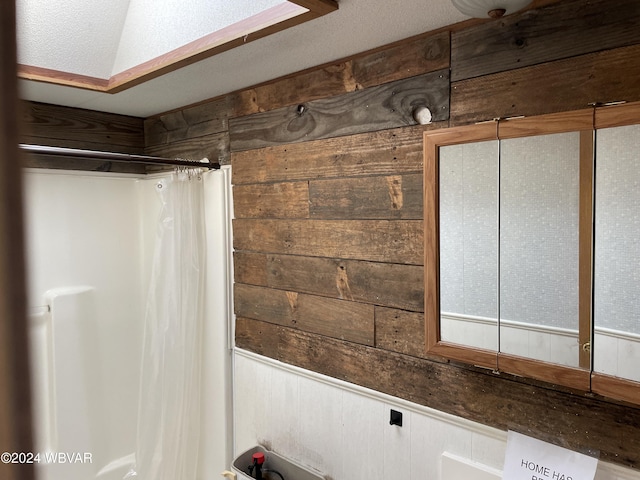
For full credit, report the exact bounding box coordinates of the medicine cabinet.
[424,101,640,405]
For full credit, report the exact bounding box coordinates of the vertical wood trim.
[0,1,33,479]
[423,131,440,352]
[579,129,594,369]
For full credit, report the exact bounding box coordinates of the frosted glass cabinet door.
[439,140,499,351]
[594,124,640,382]
[499,132,582,368]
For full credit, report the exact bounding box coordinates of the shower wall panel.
[23,170,144,480]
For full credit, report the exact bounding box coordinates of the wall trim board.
[234,347,640,480]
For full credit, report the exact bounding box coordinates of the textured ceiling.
[17,0,468,118]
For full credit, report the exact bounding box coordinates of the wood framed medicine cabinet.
[424,101,640,405]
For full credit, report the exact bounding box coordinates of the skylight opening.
[16,0,335,93]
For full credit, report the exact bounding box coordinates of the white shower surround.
[23,167,234,480]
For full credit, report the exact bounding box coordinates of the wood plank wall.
[144,0,640,469]
[19,101,145,172]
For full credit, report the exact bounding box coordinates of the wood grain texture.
[578,130,594,369]
[145,131,229,164]
[498,354,590,392]
[591,373,640,407]
[21,101,144,153]
[18,64,109,91]
[451,0,640,82]
[450,44,640,126]
[234,252,424,311]
[231,122,446,185]
[21,156,148,174]
[235,318,640,469]
[229,63,360,118]
[309,174,423,219]
[229,70,450,151]
[497,109,593,138]
[144,97,229,147]
[234,182,310,219]
[233,219,424,265]
[595,100,640,129]
[375,307,426,357]
[229,31,450,118]
[289,0,338,15]
[351,31,450,90]
[234,283,374,345]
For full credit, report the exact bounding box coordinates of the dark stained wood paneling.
[131,0,640,470]
[450,44,640,126]
[233,219,424,265]
[234,252,424,311]
[230,63,359,118]
[229,70,450,151]
[236,318,640,469]
[229,31,450,118]
[21,156,148,174]
[145,132,230,164]
[234,284,375,345]
[452,0,640,82]
[351,31,450,89]
[233,182,310,219]
[309,174,423,219]
[21,101,144,153]
[231,123,445,185]
[144,97,229,147]
[375,306,425,357]
[234,252,268,286]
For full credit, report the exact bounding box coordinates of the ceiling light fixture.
[451,0,532,18]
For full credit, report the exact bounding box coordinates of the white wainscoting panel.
[232,348,640,480]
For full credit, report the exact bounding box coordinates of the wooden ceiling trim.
[289,0,339,16]
[17,64,109,92]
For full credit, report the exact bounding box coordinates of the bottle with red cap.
[248,452,265,479]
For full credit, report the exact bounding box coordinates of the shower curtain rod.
[20,144,221,170]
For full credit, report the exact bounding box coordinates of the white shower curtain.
[126,168,206,480]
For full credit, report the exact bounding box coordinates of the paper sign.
[502,431,598,480]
